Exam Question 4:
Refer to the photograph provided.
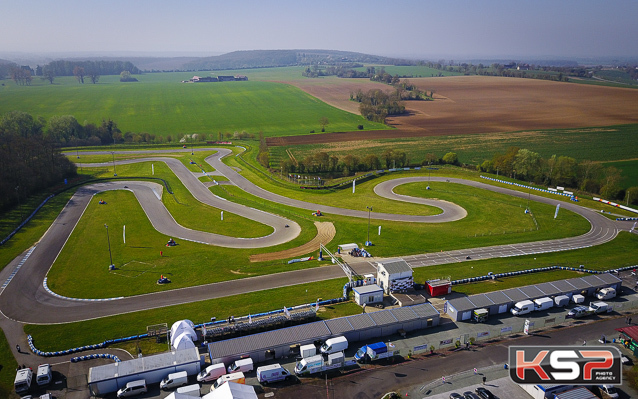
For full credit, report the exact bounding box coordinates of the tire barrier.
[28,334,145,358]
[616,217,638,221]
[71,353,120,363]
[450,264,637,285]
[480,176,577,200]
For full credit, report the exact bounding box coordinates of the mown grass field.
[0,73,388,137]
[46,147,590,298]
[601,159,638,190]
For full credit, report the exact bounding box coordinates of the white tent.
[170,320,196,348]
[202,382,257,399]
[172,331,196,351]
[166,393,195,399]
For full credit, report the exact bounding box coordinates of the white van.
[198,363,226,382]
[36,364,52,386]
[534,297,554,311]
[211,372,245,391]
[320,336,348,354]
[160,370,188,390]
[176,383,201,397]
[589,301,610,314]
[597,287,616,300]
[227,358,253,373]
[14,368,32,394]
[117,379,147,398]
[511,300,534,316]
[257,363,292,384]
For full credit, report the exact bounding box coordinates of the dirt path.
[249,222,335,262]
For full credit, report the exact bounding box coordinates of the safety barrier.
[1,194,54,246]
[480,176,577,200]
[28,333,144,358]
[450,264,637,285]
[593,197,638,215]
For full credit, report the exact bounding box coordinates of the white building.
[353,284,384,306]
[376,259,413,294]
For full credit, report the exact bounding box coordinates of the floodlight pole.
[111,152,117,176]
[366,206,372,246]
[105,224,114,268]
[527,185,531,211]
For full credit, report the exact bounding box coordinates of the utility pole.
[105,224,114,268]
[366,206,372,246]
[111,152,117,176]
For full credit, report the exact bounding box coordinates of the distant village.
[182,75,248,83]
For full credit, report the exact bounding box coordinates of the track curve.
[0,148,620,323]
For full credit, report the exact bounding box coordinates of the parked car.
[566,305,594,318]
[449,394,464,399]
[475,386,496,399]
[463,391,481,399]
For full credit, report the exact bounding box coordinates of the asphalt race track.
[0,148,622,324]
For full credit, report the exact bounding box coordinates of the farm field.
[354,65,462,77]
[0,74,388,137]
[280,75,638,138]
[601,159,638,190]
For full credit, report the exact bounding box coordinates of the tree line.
[279,149,459,177]
[42,60,140,78]
[477,147,636,203]
[0,112,76,212]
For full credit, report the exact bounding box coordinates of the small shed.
[377,259,413,294]
[353,284,383,306]
[338,243,358,253]
[426,279,451,296]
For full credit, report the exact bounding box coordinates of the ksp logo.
[509,346,622,385]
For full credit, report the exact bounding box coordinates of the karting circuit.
[0,147,624,325]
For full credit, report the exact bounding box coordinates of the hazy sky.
[3,0,637,59]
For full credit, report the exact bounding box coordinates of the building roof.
[447,297,476,313]
[549,279,577,293]
[378,259,412,275]
[535,282,562,296]
[553,387,597,399]
[89,348,199,383]
[484,290,512,306]
[501,288,528,302]
[203,381,257,399]
[208,303,440,362]
[518,285,544,299]
[595,273,622,285]
[466,294,494,309]
[564,277,592,290]
[353,284,383,295]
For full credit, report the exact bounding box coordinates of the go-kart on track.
[0,148,621,325]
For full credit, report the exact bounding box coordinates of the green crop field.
[354,65,461,77]
[0,73,388,138]
[273,124,638,165]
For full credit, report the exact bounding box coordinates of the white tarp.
[202,382,257,399]
[338,243,358,252]
[172,331,196,351]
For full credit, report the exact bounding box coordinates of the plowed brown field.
[271,76,638,146]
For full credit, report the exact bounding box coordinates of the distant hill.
[182,49,413,71]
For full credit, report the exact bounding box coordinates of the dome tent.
[170,320,196,350]
[172,331,196,351]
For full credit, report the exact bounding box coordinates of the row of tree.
[477,147,636,202]
[41,60,140,78]
[0,112,76,212]
[279,149,459,176]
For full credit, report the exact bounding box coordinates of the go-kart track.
[0,148,622,325]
